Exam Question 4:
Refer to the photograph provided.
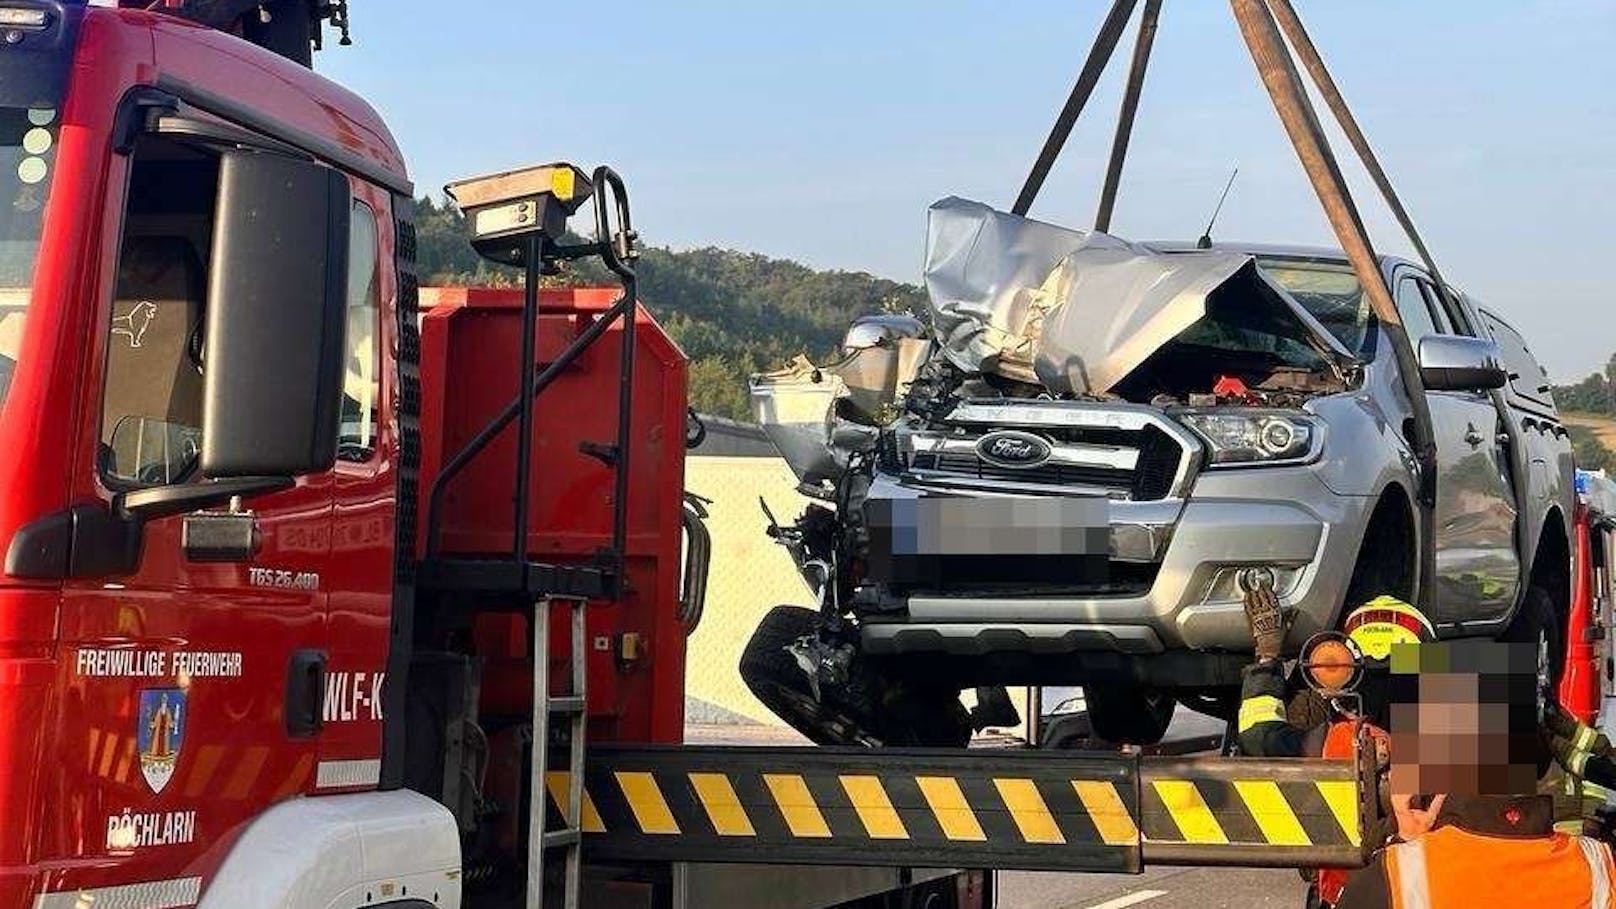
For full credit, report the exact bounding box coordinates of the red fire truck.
[0,3,1384,909]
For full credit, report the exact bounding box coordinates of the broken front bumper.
[855,465,1376,659]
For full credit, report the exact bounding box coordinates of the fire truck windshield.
[0,105,56,410]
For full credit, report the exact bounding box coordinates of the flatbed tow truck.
[0,2,1600,909]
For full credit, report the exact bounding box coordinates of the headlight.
[1178,410,1320,466]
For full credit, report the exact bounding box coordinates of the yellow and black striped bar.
[562,746,1374,872]
[1139,754,1371,868]
[564,745,1141,872]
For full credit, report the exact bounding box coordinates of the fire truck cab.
[0,6,460,907]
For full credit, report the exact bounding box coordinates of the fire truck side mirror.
[200,150,350,479]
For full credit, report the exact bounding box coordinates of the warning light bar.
[0,8,48,28]
[444,162,594,267]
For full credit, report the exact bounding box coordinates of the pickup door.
[1393,271,1520,625]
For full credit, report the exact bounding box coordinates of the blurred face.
[1385,641,1542,798]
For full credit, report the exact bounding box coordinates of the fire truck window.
[339,200,379,460]
[99,142,217,487]
[0,105,56,413]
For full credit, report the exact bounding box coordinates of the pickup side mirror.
[201,150,350,478]
[1418,335,1508,393]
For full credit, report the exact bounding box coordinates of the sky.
[322,1,1615,382]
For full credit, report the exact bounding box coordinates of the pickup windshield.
[0,106,56,411]
[1256,257,1372,358]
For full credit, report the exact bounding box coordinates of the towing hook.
[1237,566,1277,594]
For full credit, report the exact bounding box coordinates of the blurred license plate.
[865,496,1109,586]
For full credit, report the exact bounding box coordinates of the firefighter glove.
[1242,580,1288,663]
[1546,703,1611,777]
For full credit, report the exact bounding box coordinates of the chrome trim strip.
[316,758,382,790]
[914,435,1140,471]
[34,877,202,909]
[949,401,1164,430]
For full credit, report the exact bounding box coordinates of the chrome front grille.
[909,451,1134,491]
[899,401,1198,501]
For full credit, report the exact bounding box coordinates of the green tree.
[411,195,927,420]
[1553,372,1615,416]
[1570,425,1616,472]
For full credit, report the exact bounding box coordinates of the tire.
[740,605,873,745]
[739,605,971,747]
[1501,584,1565,775]
[1502,583,1566,707]
[1083,683,1175,745]
[1176,688,1239,723]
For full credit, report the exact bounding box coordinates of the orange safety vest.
[1384,825,1616,909]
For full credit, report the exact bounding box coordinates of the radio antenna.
[1196,166,1239,249]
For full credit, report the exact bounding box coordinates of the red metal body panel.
[0,9,408,909]
[1560,502,1599,724]
[417,287,689,743]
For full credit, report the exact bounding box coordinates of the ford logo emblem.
[975,430,1052,469]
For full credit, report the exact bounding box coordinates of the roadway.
[998,868,1308,909]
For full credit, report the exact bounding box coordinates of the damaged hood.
[923,197,1358,395]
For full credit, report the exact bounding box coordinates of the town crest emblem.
[136,688,185,794]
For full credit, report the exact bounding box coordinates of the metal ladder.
[528,595,589,909]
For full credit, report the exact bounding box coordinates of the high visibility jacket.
[1381,825,1616,909]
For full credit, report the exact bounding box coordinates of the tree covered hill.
[412,196,924,419]
[415,195,1616,467]
[1554,357,1616,472]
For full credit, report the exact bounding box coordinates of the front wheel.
[1501,583,1565,774]
[1501,584,1566,708]
[1083,683,1175,745]
[739,605,971,747]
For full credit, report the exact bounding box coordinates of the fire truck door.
[44,133,338,884]
[321,177,399,783]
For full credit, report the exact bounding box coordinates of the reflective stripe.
[1580,837,1613,908]
[839,775,909,839]
[545,771,605,833]
[33,876,201,909]
[688,772,756,837]
[1150,780,1227,845]
[1388,838,1431,909]
[916,776,987,842]
[615,771,681,834]
[314,758,379,789]
[1585,780,1616,804]
[1231,780,1309,846]
[1315,780,1362,847]
[993,778,1065,845]
[763,773,832,838]
[1578,724,1600,753]
[1237,695,1285,733]
[1072,780,1140,846]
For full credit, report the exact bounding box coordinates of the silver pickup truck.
[743,198,1575,746]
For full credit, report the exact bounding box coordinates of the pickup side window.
[339,200,379,460]
[98,137,218,488]
[1423,283,1475,337]
[1480,310,1555,409]
[1394,277,1446,341]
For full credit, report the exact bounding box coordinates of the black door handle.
[284,649,327,737]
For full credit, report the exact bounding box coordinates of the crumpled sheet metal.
[922,197,1305,395]
[924,196,1104,383]
[750,339,929,484]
